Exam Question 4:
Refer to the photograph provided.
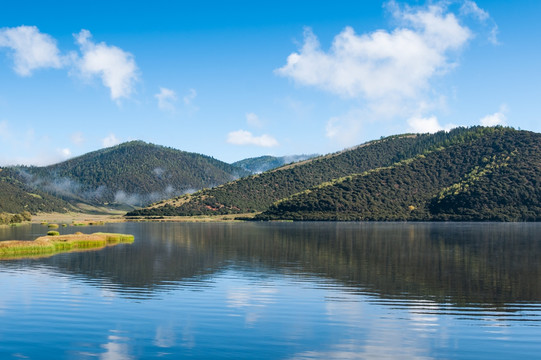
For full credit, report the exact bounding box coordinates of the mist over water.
[1,222,540,359]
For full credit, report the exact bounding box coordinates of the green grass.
[0,232,135,259]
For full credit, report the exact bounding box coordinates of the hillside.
[257,128,540,221]
[232,154,318,174]
[8,141,249,207]
[128,126,509,217]
[0,170,73,213]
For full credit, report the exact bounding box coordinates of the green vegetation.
[47,223,59,228]
[232,154,318,174]
[257,128,540,221]
[0,232,135,259]
[2,126,538,222]
[130,126,530,220]
[5,140,249,207]
[0,211,32,225]
[47,231,60,236]
[0,171,73,214]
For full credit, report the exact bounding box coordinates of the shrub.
[21,211,32,221]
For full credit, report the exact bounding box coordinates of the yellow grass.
[33,210,258,225]
[0,232,134,260]
[126,213,259,222]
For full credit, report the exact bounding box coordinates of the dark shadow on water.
[1,222,540,308]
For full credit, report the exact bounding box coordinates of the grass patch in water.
[0,232,135,260]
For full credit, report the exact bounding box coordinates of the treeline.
[257,129,540,221]
[129,126,519,217]
[232,154,318,174]
[9,141,250,206]
[0,211,32,225]
[0,172,73,214]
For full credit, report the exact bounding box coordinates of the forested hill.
[257,129,540,221]
[7,141,249,207]
[232,154,318,174]
[0,169,73,213]
[127,126,519,217]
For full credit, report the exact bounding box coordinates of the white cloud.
[461,0,489,21]
[246,112,263,128]
[102,133,121,148]
[407,115,455,133]
[480,105,507,126]
[183,88,197,105]
[155,87,177,112]
[0,25,63,76]
[276,2,500,142]
[460,0,499,45]
[58,148,72,158]
[74,29,138,101]
[276,4,471,100]
[488,25,500,46]
[227,130,278,147]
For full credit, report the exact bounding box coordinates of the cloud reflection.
[226,284,278,326]
[154,325,176,348]
[100,331,132,360]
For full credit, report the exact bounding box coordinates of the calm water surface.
[0,222,540,359]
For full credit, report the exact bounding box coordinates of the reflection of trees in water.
[37,223,541,306]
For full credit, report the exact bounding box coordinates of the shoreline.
[29,212,258,225]
[0,232,135,260]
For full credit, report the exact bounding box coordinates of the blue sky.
[0,0,540,165]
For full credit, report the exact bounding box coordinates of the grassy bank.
[124,212,259,222]
[0,232,134,260]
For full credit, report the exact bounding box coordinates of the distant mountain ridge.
[5,141,249,209]
[129,127,541,221]
[2,127,539,221]
[232,154,318,174]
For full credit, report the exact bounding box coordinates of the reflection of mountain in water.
[20,223,541,306]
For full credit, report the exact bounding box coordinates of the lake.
[1,222,540,359]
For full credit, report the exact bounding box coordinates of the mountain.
[8,141,250,207]
[0,169,74,213]
[128,127,520,218]
[232,154,318,174]
[257,128,540,221]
